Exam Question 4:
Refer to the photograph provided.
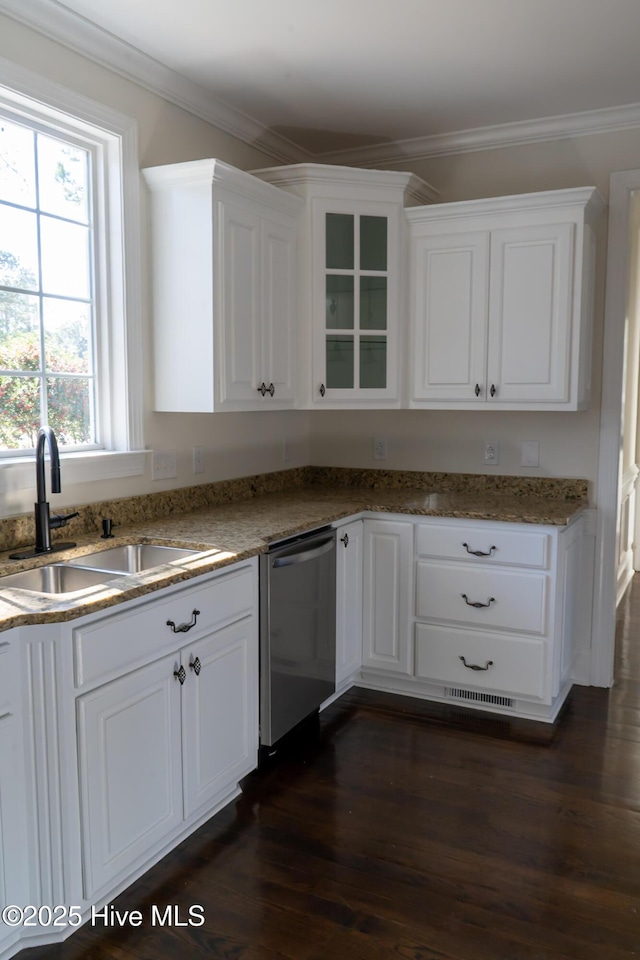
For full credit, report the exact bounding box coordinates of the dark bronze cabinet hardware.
[461,594,495,608]
[474,383,481,397]
[166,609,200,633]
[189,657,201,676]
[319,383,326,397]
[257,382,267,396]
[267,382,275,397]
[340,533,349,547]
[173,665,186,685]
[459,656,494,671]
[490,384,497,397]
[462,543,497,557]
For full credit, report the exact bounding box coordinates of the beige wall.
[0,15,311,518]
[4,12,640,519]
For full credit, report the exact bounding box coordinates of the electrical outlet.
[521,441,540,467]
[192,446,205,474]
[483,441,499,466]
[152,451,178,481]
[373,437,388,461]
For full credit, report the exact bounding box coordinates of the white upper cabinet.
[408,188,603,410]
[143,159,301,412]
[253,163,438,409]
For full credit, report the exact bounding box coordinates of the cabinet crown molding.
[252,162,439,206]
[406,186,604,225]
[142,157,303,214]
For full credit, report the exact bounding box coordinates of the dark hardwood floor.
[25,579,640,960]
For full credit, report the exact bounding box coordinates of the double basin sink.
[0,544,200,596]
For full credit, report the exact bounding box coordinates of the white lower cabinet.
[335,519,364,686]
[360,514,585,720]
[77,612,257,898]
[362,519,414,675]
[3,558,258,960]
[76,568,258,899]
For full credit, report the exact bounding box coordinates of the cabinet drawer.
[415,561,548,635]
[415,623,547,700]
[74,564,255,688]
[415,521,550,569]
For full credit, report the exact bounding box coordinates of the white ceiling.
[8,0,640,161]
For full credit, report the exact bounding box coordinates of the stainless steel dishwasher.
[260,527,336,747]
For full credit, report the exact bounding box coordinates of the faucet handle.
[50,511,80,530]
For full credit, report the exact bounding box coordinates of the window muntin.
[0,113,98,453]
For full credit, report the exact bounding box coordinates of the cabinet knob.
[267,382,275,397]
[490,384,497,397]
[461,593,495,609]
[189,656,202,676]
[474,383,481,397]
[340,533,349,547]
[173,665,187,685]
[166,609,200,633]
[319,383,326,398]
[257,382,267,396]
[459,656,494,672]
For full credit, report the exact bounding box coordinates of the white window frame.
[0,55,145,493]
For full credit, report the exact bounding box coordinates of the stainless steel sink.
[67,543,200,574]
[0,564,119,595]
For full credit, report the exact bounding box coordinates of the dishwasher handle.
[271,537,335,568]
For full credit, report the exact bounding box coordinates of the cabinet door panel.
[262,216,296,403]
[77,656,183,897]
[362,520,413,674]
[336,520,363,684]
[487,223,574,403]
[0,713,29,949]
[218,201,262,404]
[412,231,489,401]
[182,617,258,818]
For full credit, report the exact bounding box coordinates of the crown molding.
[0,0,309,165]
[315,102,640,167]
[2,0,640,169]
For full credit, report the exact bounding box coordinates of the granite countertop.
[0,482,587,633]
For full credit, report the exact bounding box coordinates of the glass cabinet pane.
[360,216,387,271]
[360,277,387,330]
[326,213,354,269]
[326,275,354,329]
[360,335,387,389]
[326,335,354,388]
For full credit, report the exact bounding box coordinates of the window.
[0,61,144,490]
[0,114,97,452]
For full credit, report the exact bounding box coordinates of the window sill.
[0,450,149,493]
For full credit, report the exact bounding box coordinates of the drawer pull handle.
[340,533,349,547]
[461,594,495,609]
[459,656,494,672]
[462,543,497,557]
[189,656,202,676]
[174,665,187,685]
[166,609,201,633]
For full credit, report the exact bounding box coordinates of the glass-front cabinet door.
[312,199,400,405]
